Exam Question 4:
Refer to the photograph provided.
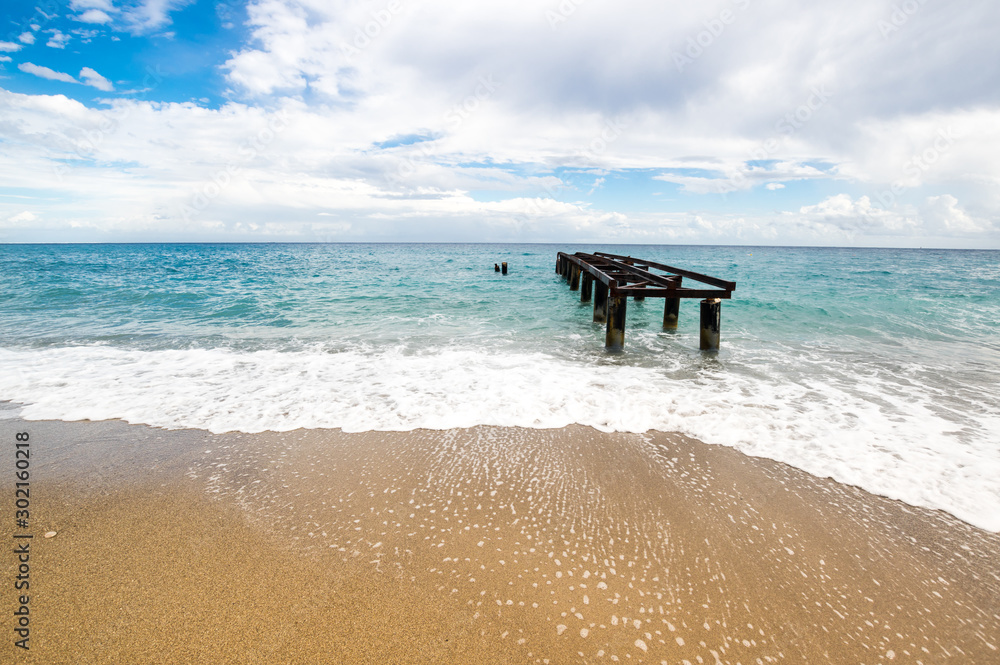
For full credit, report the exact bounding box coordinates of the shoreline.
[3,418,998,663]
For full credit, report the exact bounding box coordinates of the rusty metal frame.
[556,252,734,300]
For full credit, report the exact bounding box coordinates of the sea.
[1,243,998,531]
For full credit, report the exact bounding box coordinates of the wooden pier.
[555,251,736,351]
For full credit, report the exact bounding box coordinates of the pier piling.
[581,273,593,302]
[593,281,608,323]
[502,262,508,275]
[663,297,680,329]
[700,298,721,351]
[570,265,581,291]
[605,294,627,350]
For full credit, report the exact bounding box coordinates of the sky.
[1,0,999,247]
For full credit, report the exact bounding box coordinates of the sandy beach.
[2,417,998,664]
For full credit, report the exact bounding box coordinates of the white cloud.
[2,0,1000,247]
[123,0,196,34]
[920,195,985,233]
[76,9,114,24]
[6,211,38,224]
[0,41,23,52]
[46,30,71,49]
[19,32,36,44]
[18,63,79,85]
[0,56,11,63]
[70,0,116,9]
[79,67,114,91]
[15,63,114,92]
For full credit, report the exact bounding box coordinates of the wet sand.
[2,418,998,664]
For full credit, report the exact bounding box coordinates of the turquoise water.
[1,243,998,530]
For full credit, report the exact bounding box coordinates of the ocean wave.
[2,343,998,532]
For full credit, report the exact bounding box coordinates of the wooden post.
[593,281,608,323]
[501,262,508,275]
[570,265,580,291]
[700,298,721,351]
[663,297,680,329]
[581,273,592,302]
[663,276,681,329]
[555,256,561,274]
[605,291,627,350]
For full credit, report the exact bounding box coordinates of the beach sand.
[2,417,998,663]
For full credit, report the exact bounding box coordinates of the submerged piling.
[663,297,680,329]
[593,281,608,323]
[502,262,508,275]
[605,293,627,350]
[581,273,593,302]
[700,298,721,351]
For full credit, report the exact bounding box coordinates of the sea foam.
[2,343,998,532]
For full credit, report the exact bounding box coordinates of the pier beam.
[593,281,608,323]
[570,265,581,291]
[605,293,627,350]
[700,298,721,351]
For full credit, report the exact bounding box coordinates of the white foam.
[1,344,998,532]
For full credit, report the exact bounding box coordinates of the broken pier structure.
[555,251,736,351]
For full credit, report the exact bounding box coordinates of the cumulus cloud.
[19,32,36,44]
[920,195,984,233]
[75,9,114,24]
[46,30,71,49]
[16,64,115,92]
[79,67,114,91]
[0,41,22,52]
[122,0,196,34]
[70,0,116,8]
[18,63,79,84]
[3,0,1000,246]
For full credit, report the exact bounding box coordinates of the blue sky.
[1,0,999,246]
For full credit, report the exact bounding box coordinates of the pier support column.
[581,274,592,302]
[605,293,627,350]
[700,298,721,351]
[593,281,608,323]
[663,297,680,329]
[570,265,580,291]
[556,256,561,274]
[501,262,508,275]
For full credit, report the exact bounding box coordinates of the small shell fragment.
[44,531,57,538]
